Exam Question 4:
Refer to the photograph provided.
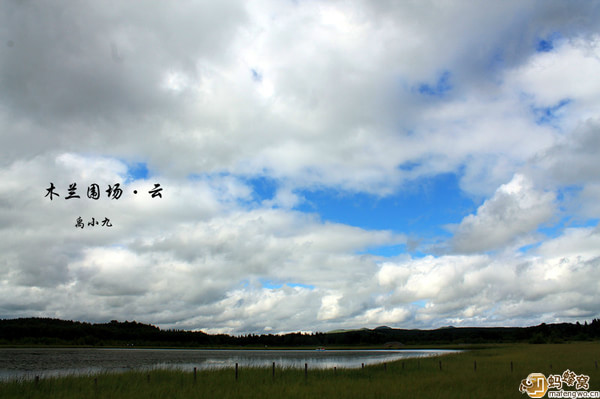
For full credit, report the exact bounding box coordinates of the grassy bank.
[2,342,599,399]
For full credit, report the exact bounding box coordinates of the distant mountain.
[326,327,370,334]
[374,326,392,330]
[1,318,599,347]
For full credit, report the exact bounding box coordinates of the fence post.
[272,362,275,379]
[194,367,197,383]
[362,363,364,369]
[235,363,238,381]
[439,360,442,371]
[305,363,308,380]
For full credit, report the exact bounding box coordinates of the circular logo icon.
[519,373,548,398]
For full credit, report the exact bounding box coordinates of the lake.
[0,348,460,380]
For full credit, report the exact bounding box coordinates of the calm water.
[0,348,459,380]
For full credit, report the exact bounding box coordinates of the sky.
[1,0,600,335]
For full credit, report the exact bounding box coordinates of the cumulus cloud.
[0,152,404,331]
[376,231,600,327]
[1,0,596,192]
[1,0,600,333]
[451,174,555,253]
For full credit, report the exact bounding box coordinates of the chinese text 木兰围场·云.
[45,182,162,200]
[45,182,163,229]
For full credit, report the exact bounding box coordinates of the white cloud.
[3,0,595,195]
[1,1,600,333]
[374,230,600,327]
[451,174,555,253]
[507,36,600,120]
[535,225,600,260]
[317,293,343,321]
[354,307,411,326]
[0,152,405,331]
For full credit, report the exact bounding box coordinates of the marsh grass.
[2,342,599,399]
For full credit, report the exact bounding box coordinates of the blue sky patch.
[411,300,427,308]
[536,32,562,53]
[358,244,406,257]
[536,39,553,52]
[417,70,452,97]
[260,279,283,289]
[556,184,583,205]
[243,175,278,203]
[398,161,421,172]
[518,242,542,253]
[251,68,263,82]
[126,162,149,182]
[537,215,571,239]
[532,98,571,125]
[294,173,476,238]
[287,282,315,290]
[537,214,599,240]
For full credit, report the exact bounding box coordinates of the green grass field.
[2,342,599,399]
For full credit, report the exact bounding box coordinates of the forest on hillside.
[1,318,600,347]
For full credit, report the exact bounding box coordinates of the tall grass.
[1,342,599,399]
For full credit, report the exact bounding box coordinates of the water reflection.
[0,348,460,380]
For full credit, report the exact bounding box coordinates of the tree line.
[1,318,599,347]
